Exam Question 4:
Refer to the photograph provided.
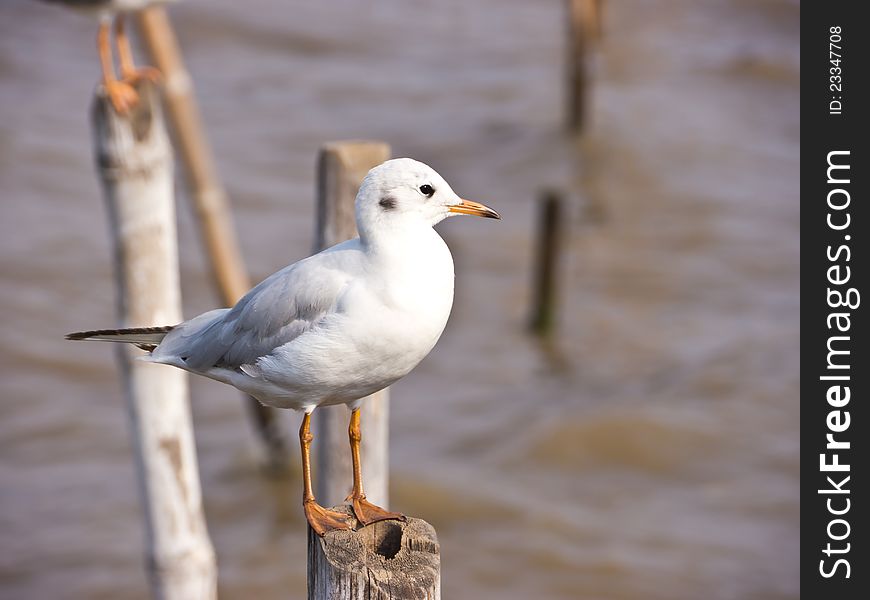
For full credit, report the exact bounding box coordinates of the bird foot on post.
[305,500,354,537]
[351,496,406,527]
[103,79,139,115]
[122,65,162,87]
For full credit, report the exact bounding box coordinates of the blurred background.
[0,0,799,598]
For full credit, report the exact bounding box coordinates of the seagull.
[40,0,173,113]
[67,158,500,535]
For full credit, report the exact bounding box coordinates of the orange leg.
[348,408,405,526]
[114,14,160,84]
[300,412,353,536]
[97,18,137,114]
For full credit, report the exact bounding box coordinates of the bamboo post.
[566,0,589,132]
[134,6,289,469]
[586,0,605,40]
[529,190,564,336]
[566,0,604,133]
[313,141,391,507]
[308,507,440,600]
[92,80,217,599]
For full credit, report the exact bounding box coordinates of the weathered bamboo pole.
[585,0,605,41]
[134,7,247,300]
[92,80,217,599]
[566,0,589,133]
[134,6,289,469]
[313,141,391,507]
[308,507,440,600]
[529,190,564,336]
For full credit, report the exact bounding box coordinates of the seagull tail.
[65,325,174,352]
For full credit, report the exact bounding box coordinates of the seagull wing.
[154,241,360,372]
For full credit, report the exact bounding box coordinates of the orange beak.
[448,199,501,219]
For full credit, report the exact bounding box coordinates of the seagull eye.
[419,184,435,197]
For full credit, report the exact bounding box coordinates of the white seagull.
[68,158,500,535]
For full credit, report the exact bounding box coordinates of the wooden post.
[586,0,605,40]
[314,141,391,507]
[566,0,604,133]
[135,6,289,470]
[308,507,440,600]
[529,190,564,336]
[92,80,217,599]
[566,0,589,132]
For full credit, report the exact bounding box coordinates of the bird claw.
[122,66,162,86]
[104,80,139,114]
[351,496,406,527]
[304,501,354,536]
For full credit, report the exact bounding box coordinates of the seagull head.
[355,158,500,237]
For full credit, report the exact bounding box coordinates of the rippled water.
[0,0,799,598]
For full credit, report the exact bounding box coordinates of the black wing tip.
[65,325,174,341]
[66,330,98,341]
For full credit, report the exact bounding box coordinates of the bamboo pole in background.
[134,6,289,469]
[566,0,589,132]
[566,0,603,132]
[585,0,605,41]
[530,190,564,336]
[92,80,217,599]
[313,141,391,508]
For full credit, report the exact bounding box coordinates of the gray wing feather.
[163,246,357,372]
